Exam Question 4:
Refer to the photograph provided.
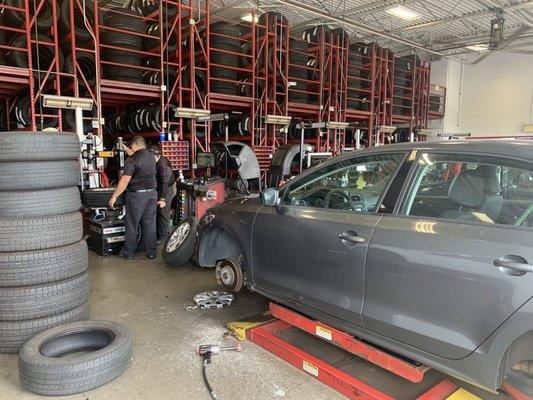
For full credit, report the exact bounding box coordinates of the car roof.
[341,139,533,161]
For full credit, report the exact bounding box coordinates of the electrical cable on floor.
[201,356,220,400]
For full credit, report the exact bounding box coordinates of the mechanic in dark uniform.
[109,136,157,259]
[148,145,176,243]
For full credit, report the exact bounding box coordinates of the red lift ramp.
[246,302,526,400]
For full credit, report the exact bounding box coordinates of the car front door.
[364,151,533,359]
[252,151,406,326]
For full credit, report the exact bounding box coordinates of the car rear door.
[252,151,407,326]
[364,151,533,359]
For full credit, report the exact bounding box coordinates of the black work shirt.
[122,149,157,191]
[156,155,174,198]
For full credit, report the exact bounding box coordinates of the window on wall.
[402,153,533,227]
[281,153,404,213]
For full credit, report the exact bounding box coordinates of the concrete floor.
[0,251,519,400]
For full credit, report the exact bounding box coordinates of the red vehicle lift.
[247,302,530,400]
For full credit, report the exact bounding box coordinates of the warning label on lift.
[315,325,333,341]
[303,360,319,377]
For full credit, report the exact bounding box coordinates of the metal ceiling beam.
[401,1,533,32]
[271,0,469,62]
[475,0,533,28]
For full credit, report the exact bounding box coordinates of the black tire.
[59,0,94,44]
[0,131,80,161]
[0,240,87,287]
[0,160,79,191]
[19,320,132,396]
[162,218,197,267]
[0,187,81,218]
[0,212,83,252]
[81,187,125,208]
[0,302,89,354]
[3,0,57,31]
[0,271,89,321]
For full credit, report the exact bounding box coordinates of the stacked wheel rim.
[0,131,89,354]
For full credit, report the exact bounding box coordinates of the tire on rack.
[0,212,83,252]
[3,0,57,31]
[0,187,80,218]
[162,217,197,267]
[81,187,125,208]
[0,303,89,354]
[0,160,79,191]
[0,271,89,321]
[0,131,80,161]
[0,240,88,287]
[59,0,94,44]
[18,320,132,396]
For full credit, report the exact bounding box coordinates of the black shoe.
[146,254,156,260]
[119,251,134,260]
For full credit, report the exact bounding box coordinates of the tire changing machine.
[244,302,530,400]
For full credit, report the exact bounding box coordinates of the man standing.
[109,136,157,259]
[148,145,176,243]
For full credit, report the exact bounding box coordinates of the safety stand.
[246,302,530,400]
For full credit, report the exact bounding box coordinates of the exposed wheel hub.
[215,258,244,292]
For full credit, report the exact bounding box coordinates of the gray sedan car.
[196,140,533,393]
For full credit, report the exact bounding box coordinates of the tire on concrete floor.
[0,240,88,287]
[0,131,80,162]
[0,187,81,218]
[0,271,89,321]
[0,160,79,191]
[0,302,89,354]
[162,217,197,267]
[0,212,83,252]
[81,187,125,208]
[19,320,132,396]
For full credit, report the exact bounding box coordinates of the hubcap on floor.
[166,222,190,253]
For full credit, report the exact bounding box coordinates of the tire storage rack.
[0,2,445,182]
[0,132,89,355]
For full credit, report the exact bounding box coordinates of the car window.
[402,153,533,227]
[282,153,403,213]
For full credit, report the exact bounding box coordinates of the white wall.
[430,49,533,137]
[460,50,533,136]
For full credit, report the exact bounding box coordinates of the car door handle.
[339,232,366,244]
[494,258,533,274]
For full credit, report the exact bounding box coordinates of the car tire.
[0,271,89,321]
[0,240,88,287]
[0,212,83,252]
[162,218,197,267]
[81,187,125,208]
[18,320,132,396]
[0,131,80,162]
[0,187,81,218]
[0,160,79,191]
[0,302,89,354]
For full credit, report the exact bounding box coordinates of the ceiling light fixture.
[386,5,420,21]
[241,13,259,23]
[465,44,489,52]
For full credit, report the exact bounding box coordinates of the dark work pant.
[123,191,157,257]
[157,184,176,240]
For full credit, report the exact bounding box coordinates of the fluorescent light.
[241,13,259,23]
[465,44,489,52]
[386,5,420,21]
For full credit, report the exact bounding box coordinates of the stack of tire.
[210,21,241,95]
[347,42,371,112]
[393,57,414,116]
[101,7,147,83]
[0,131,89,354]
[105,103,178,135]
[288,38,308,103]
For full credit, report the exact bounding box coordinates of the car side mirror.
[261,187,280,206]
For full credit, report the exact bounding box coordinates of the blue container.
[159,132,166,142]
